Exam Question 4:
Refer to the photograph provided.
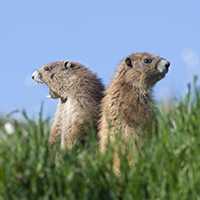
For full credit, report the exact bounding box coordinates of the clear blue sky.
[1,0,200,119]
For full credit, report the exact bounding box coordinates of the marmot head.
[116,53,170,89]
[32,61,95,103]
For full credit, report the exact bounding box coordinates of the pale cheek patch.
[156,60,169,74]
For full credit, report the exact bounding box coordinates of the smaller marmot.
[32,61,104,149]
[98,53,170,176]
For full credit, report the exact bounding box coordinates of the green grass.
[1,79,200,199]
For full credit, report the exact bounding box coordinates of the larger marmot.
[32,61,104,149]
[98,53,170,176]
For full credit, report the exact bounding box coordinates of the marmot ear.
[64,61,72,69]
[125,57,133,68]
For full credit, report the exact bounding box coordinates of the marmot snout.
[32,60,104,149]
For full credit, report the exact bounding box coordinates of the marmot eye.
[143,59,152,64]
[45,67,52,71]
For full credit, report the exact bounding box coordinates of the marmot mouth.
[157,73,166,80]
[46,91,67,103]
[46,90,59,99]
[32,71,44,85]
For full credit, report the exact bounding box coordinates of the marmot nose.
[165,61,170,69]
[32,71,37,80]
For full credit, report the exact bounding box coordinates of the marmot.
[32,61,104,149]
[98,53,170,176]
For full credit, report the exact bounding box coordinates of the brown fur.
[98,53,170,176]
[32,61,104,149]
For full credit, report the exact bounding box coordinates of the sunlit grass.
[0,79,200,199]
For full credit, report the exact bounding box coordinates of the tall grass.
[1,79,200,199]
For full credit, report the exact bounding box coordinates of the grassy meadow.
[0,79,200,199]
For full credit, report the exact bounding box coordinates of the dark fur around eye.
[45,67,52,71]
[51,73,55,79]
[143,59,152,64]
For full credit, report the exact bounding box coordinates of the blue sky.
[1,0,200,119]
